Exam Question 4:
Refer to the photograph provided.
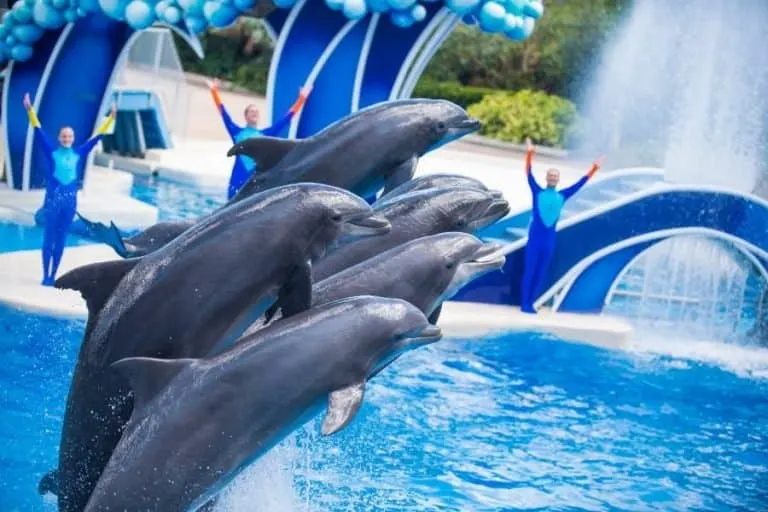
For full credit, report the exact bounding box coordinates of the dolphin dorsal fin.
[111,357,197,409]
[54,258,141,318]
[321,381,366,435]
[230,136,299,172]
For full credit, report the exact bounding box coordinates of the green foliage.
[467,89,579,148]
[411,80,498,109]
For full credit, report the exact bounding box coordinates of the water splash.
[576,0,768,193]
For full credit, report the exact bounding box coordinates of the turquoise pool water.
[0,176,766,511]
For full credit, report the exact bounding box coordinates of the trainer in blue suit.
[209,79,312,199]
[520,137,603,314]
[24,92,116,287]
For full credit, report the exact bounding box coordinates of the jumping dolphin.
[375,173,503,206]
[226,99,481,202]
[48,183,390,512]
[314,187,510,282]
[84,296,442,512]
[261,233,506,328]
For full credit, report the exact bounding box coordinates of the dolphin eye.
[437,122,446,131]
[455,218,466,228]
[446,261,455,270]
[331,213,343,222]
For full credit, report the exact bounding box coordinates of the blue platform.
[455,175,768,314]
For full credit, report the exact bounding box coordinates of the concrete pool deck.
[0,244,634,347]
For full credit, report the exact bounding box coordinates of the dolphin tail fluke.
[55,258,141,319]
[38,469,59,496]
[428,304,443,325]
[381,155,418,195]
[321,381,366,436]
[76,212,130,258]
[226,136,299,173]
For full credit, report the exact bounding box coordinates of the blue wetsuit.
[28,109,114,286]
[212,87,304,199]
[520,154,595,313]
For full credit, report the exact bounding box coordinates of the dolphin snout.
[410,323,442,343]
[343,212,391,237]
[488,189,504,199]
[226,144,242,157]
[457,118,481,133]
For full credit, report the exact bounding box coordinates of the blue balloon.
[503,13,523,38]
[325,0,344,11]
[24,0,36,7]
[184,15,207,33]
[521,16,534,37]
[79,0,101,12]
[32,0,66,28]
[410,3,426,22]
[5,35,16,46]
[367,0,388,12]
[478,0,505,33]
[99,0,127,19]
[390,10,412,27]
[51,0,68,9]
[162,5,182,23]
[12,23,43,43]
[504,0,524,15]
[180,0,204,15]
[232,0,255,10]
[154,0,169,15]
[125,0,155,28]
[2,11,17,26]
[10,43,33,61]
[342,0,367,19]
[444,0,480,16]
[273,0,296,8]
[388,0,415,10]
[204,2,239,27]
[523,0,542,19]
[12,3,33,23]
[63,7,78,21]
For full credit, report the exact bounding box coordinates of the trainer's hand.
[525,136,534,152]
[209,78,220,90]
[299,84,313,98]
[23,93,31,110]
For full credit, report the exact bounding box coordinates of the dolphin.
[84,296,442,512]
[48,183,390,512]
[261,233,506,329]
[375,173,503,206]
[76,213,194,258]
[226,98,481,203]
[314,187,510,282]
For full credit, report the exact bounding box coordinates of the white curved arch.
[389,7,450,100]
[2,60,15,190]
[540,227,768,312]
[399,13,459,99]
[288,18,360,139]
[351,14,380,112]
[266,0,308,124]
[22,23,75,191]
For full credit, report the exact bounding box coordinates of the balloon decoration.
[0,0,543,65]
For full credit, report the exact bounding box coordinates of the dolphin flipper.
[321,381,366,436]
[277,262,313,319]
[38,469,59,496]
[428,304,442,325]
[382,155,418,195]
[76,213,131,258]
[55,258,142,318]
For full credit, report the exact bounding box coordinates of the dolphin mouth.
[342,212,391,237]
[488,189,504,199]
[409,324,443,342]
[464,242,507,270]
[455,118,481,133]
[427,118,482,153]
[469,198,511,231]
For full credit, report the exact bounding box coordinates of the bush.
[467,89,579,148]
[412,80,498,109]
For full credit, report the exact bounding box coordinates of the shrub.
[467,89,579,148]
[412,80,498,109]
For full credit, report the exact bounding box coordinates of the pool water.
[0,223,90,253]
[1,176,767,511]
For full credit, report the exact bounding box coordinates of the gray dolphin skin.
[313,187,510,283]
[77,213,195,258]
[261,233,506,329]
[50,183,390,512]
[84,296,442,512]
[226,99,481,203]
[375,173,503,206]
